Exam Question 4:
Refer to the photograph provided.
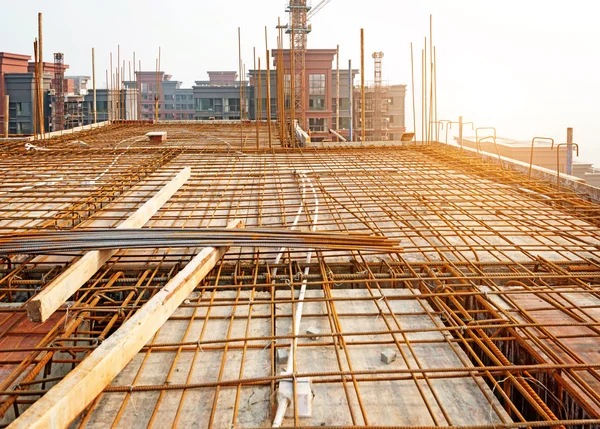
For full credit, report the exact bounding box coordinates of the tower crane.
[284,0,332,130]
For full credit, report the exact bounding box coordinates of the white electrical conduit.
[184,135,321,426]
[271,172,306,277]
[272,172,319,428]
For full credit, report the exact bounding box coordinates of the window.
[196,98,214,111]
[188,113,194,120]
[339,117,351,129]
[165,104,175,110]
[16,122,32,134]
[309,96,326,111]
[309,74,326,95]
[308,118,327,132]
[332,98,350,111]
[176,95,182,101]
[284,74,291,95]
[141,83,155,93]
[16,102,32,116]
[164,113,175,120]
[164,94,174,100]
[225,98,240,113]
[143,104,150,110]
[188,104,194,110]
[176,104,182,110]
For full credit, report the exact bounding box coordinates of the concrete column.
[458,116,463,147]
[3,95,8,138]
[566,127,573,175]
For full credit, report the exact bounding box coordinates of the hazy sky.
[2,0,599,164]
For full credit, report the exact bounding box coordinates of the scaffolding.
[354,83,391,141]
[64,95,86,130]
[1,123,600,427]
[372,52,384,141]
[52,53,65,132]
[286,0,310,130]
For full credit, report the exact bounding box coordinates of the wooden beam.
[25,167,191,323]
[9,219,243,429]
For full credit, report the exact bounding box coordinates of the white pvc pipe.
[272,173,319,427]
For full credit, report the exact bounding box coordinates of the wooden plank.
[25,167,191,323]
[9,219,243,429]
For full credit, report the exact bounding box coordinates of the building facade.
[354,84,407,141]
[271,49,339,140]
[82,89,138,124]
[129,72,193,121]
[192,71,249,120]
[4,72,52,135]
[0,53,33,135]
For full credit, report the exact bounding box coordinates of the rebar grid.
[1,124,600,428]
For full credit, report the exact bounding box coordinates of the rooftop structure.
[0,122,600,428]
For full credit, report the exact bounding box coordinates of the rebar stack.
[1,122,600,428]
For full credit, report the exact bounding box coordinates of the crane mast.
[286,0,310,131]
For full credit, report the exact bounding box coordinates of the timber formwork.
[1,123,600,428]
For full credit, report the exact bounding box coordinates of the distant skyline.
[1,0,599,164]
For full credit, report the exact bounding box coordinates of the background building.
[192,71,248,120]
[130,72,193,121]
[354,83,407,141]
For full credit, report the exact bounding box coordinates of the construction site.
[1,2,600,429]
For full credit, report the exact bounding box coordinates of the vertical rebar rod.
[3,95,8,138]
[410,43,416,143]
[253,46,257,121]
[257,56,261,149]
[424,37,428,144]
[33,39,39,140]
[118,45,121,121]
[290,18,296,148]
[265,26,273,149]
[349,59,353,142]
[279,22,286,145]
[429,15,434,143]
[238,27,243,146]
[128,61,132,121]
[122,59,126,121]
[138,59,142,120]
[336,44,340,141]
[133,51,137,120]
[110,53,113,123]
[421,49,424,146]
[38,12,45,137]
[459,115,463,148]
[156,47,161,122]
[105,69,109,122]
[567,127,573,176]
[434,46,438,142]
[243,63,247,123]
[360,28,365,143]
[92,48,97,124]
